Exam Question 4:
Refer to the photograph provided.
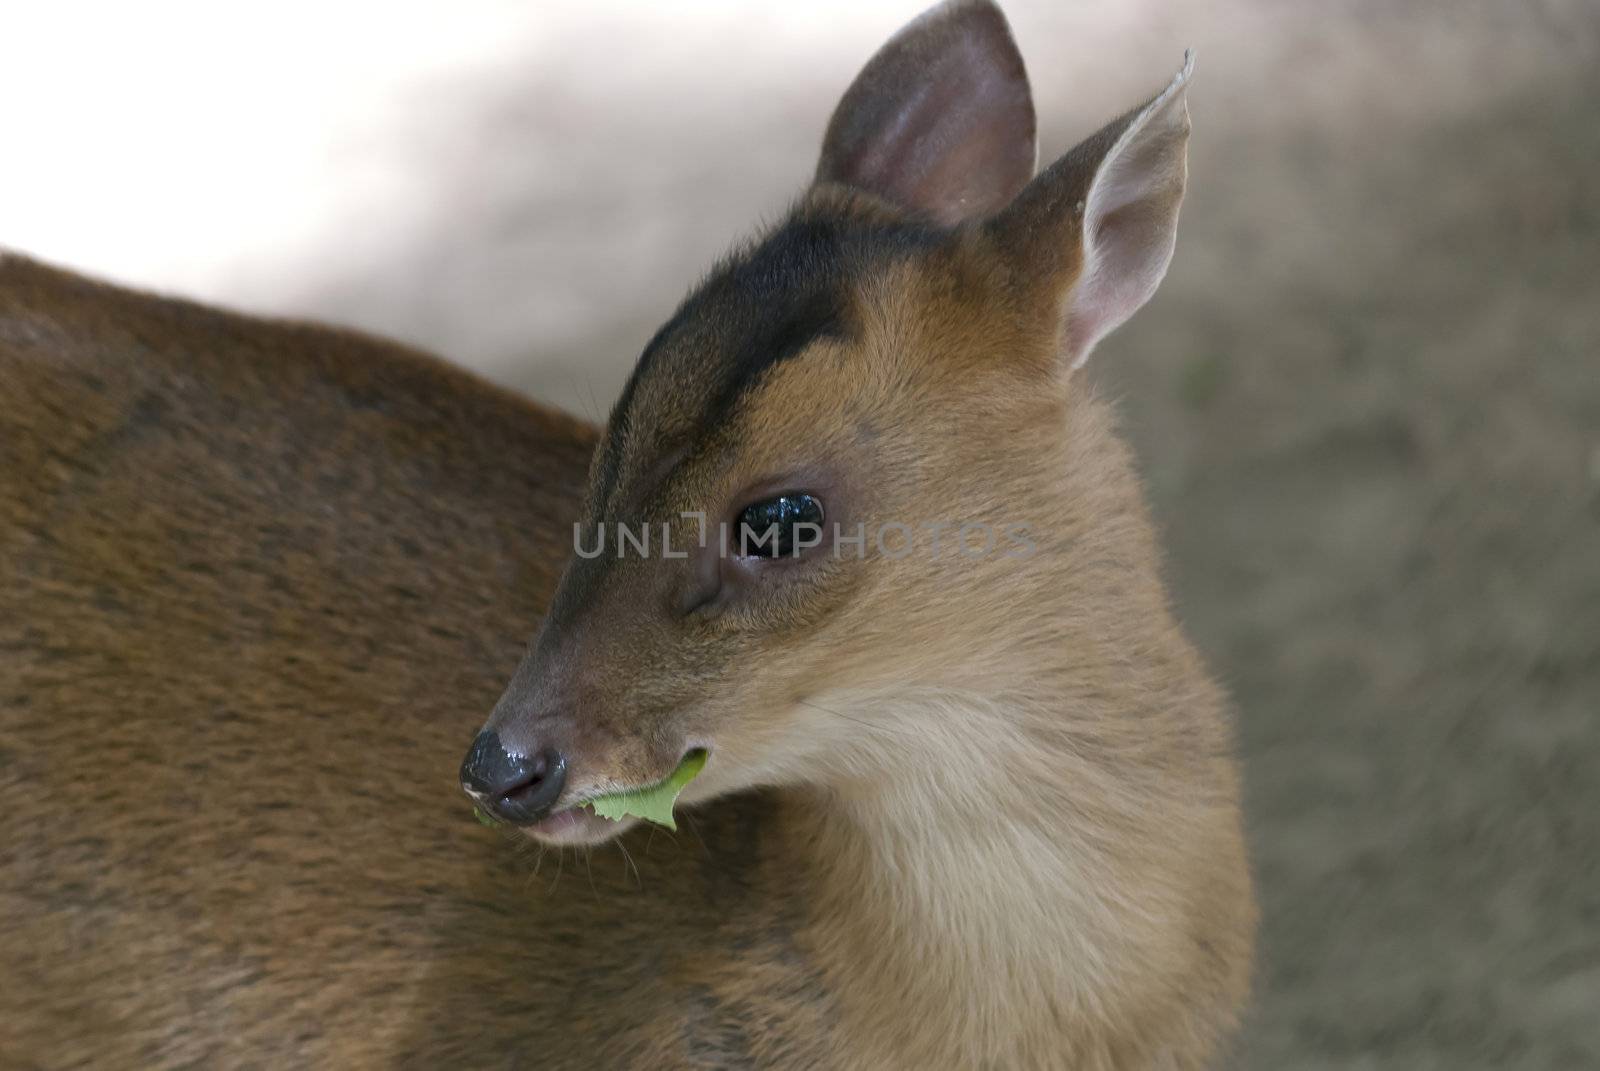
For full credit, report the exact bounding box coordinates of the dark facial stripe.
[546,205,941,636]
[591,313,680,518]
[701,277,847,436]
[590,207,939,525]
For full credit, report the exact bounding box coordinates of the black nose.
[459,730,567,825]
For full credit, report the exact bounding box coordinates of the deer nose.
[459,731,567,825]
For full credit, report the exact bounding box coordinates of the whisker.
[548,848,565,894]
[680,812,711,858]
[616,839,642,888]
[583,374,606,426]
[795,697,911,738]
[583,846,599,897]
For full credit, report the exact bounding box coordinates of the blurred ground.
[6,1,1599,1066]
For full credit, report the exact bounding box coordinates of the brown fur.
[2,3,1253,1067]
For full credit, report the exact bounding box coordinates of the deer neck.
[787,419,1227,1064]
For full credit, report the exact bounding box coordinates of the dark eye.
[736,493,824,559]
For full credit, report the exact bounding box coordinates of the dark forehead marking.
[546,204,940,630]
[592,205,940,517]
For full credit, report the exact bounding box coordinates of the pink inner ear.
[896,61,1038,226]
[1064,197,1183,368]
[816,0,1037,226]
[1054,55,1194,368]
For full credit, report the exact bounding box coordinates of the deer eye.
[736,493,824,558]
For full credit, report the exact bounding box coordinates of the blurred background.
[5,1,1597,1065]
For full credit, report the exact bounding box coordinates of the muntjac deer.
[0,2,1254,1066]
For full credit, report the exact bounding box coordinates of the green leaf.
[473,806,502,829]
[583,750,707,830]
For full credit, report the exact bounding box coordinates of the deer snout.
[459,731,567,825]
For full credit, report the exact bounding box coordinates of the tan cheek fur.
[663,253,1255,1067]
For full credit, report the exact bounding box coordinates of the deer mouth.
[481,748,710,847]
[522,805,613,844]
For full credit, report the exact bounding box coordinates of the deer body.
[1,3,1253,1067]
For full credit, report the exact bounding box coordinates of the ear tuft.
[815,0,1037,227]
[991,51,1195,369]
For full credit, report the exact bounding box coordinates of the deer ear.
[815,0,1036,227]
[990,53,1193,369]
